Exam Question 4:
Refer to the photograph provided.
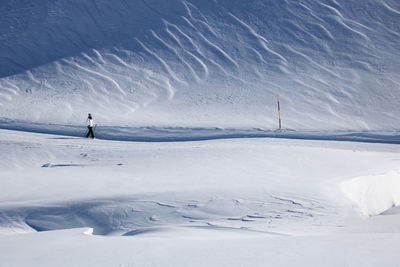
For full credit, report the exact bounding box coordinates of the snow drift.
[0,0,399,130]
[341,170,400,215]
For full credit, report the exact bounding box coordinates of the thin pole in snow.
[277,94,282,130]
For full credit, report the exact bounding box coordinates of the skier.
[86,113,95,139]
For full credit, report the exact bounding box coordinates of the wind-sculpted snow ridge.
[0,0,399,130]
[0,194,331,236]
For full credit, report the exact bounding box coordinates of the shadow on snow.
[1,118,400,144]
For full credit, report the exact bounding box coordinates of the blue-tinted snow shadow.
[0,118,400,144]
[41,163,85,168]
[0,0,188,77]
[0,193,310,236]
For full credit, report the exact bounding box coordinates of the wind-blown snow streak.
[136,38,186,90]
[62,58,127,97]
[228,13,288,65]
[381,1,400,15]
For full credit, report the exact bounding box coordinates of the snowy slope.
[0,0,399,130]
[1,1,400,266]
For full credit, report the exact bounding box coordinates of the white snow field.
[1,0,400,266]
[1,129,400,267]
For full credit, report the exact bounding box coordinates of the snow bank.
[341,170,400,216]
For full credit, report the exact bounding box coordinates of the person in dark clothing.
[86,113,95,139]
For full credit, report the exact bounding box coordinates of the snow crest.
[341,170,400,216]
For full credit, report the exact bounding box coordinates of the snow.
[1,0,400,265]
[0,0,399,130]
[341,170,400,216]
[1,227,400,267]
[1,129,400,265]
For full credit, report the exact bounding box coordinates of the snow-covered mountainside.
[1,1,400,266]
[0,0,399,130]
